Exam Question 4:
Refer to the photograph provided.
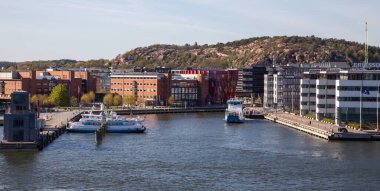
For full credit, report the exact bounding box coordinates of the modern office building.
[177,69,238,104]
[236,65,267,100]
[264,64,303,110]
[300,69,340,120]
[300,68,380,127]
[264,63,350,111]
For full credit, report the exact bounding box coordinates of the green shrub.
[304,113,316,119]
[347,122,360,129]
[322,118,335,123]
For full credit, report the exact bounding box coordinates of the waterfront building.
[264,64,303,110]
[301,69,339,120]
[110,71,170,106]
[300,68,380,126]
[264,63,350,111]
[0,69,97,102]
[68,67,111,93]
[3,91,39,142]
[171,73,209,107]
[236,65,267,101]
[178,69,238,104]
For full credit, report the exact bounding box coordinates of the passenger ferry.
[225,99,244,123]
[67,107,145,133]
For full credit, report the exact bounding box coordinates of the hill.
[4,36,380,70]
[114,36,380,68]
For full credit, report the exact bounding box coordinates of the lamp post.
[377,86,379,131]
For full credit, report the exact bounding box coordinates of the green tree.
[113,94,122,106]
[80,94,91,105]
[123,95,136,107]
[167,96,175,106]
[49,84,70,107]
[103,93,113,108]
[40,94,50,107]
[70,96,78,106]
[30,95,39,106]
[88,91,95,103]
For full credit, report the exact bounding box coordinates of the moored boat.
[225,99,244,123]
[67,108,146,133]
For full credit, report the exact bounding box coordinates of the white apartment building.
[263,74,274,108]
[264,63,350,111]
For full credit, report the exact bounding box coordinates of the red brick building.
[0,70,97,101]
[110,72,171,106]
[178,69,238,104]
[171,73,209,106]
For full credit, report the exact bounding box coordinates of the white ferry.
[225,99,244,123]
[67,106,145,133]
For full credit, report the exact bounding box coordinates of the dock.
[265,112,374,141]
[38,110,82,150]
[0,110,82,151]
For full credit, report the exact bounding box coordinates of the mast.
[365,22,369,64]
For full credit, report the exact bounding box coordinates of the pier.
[265,111,374,141]
[38,110,82,150]
[0,108,82,151]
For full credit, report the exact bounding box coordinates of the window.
[13,119,24,127]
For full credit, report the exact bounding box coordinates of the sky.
[0,0,379,62]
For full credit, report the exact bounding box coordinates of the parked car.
[338,127,348,133]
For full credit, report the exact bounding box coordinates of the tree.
[113,94,122,106]
[40,94,51,107]
[30,95,39,106]
[123,95,136,107]
[167,96,175,106]
[70,96,78,106]
[49,84,70,107]
[103,93,113,108]
[137,97,145,107]
[88,91,95,103]
[80,94,91,105]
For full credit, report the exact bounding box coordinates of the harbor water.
[1,112,380,190]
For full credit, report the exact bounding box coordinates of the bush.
[305,113,316,119]
[322,118,335,123]
[347,122,360,129]
[293,109,300,115]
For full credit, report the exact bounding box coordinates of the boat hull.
[67,125,146,133]
[225,115,244,123]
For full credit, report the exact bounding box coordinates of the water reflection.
[0,113,380,190]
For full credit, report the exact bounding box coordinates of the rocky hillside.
[114,36,380,68]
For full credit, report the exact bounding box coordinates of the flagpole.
[360,82,362,130]
[377,86,379,131]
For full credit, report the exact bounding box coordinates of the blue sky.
[0,0,379,62]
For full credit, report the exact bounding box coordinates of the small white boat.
[67,106,145,133]
[225,99,244,123]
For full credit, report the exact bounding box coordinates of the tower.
[3,91,39,142]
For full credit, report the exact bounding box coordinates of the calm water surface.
[1,112,380,190]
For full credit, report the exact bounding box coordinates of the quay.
[0,108,81,152]
[37,110,82,150]
[265,111,375,141]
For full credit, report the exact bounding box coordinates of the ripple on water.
[1,113,380,190]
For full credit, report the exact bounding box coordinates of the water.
[1,112,380,190]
